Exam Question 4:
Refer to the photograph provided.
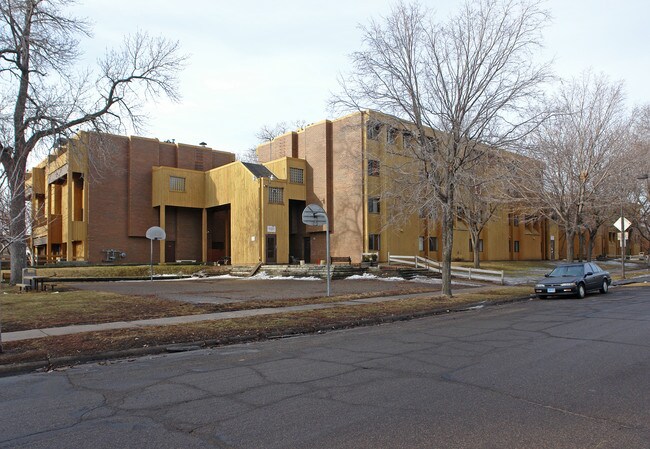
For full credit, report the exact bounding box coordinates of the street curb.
[0,294,534,377]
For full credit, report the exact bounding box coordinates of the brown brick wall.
[330,115,365,262]
[84,133,234,264]
[128,136,160,237]
[87,134,155,263]
[159,143,177,167]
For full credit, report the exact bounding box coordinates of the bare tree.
[455,151,515,268]
[0,0,186,283]
[520,72,629,262]
[252,119,307,164]
[333,0,551,295]
[629,105,650,251]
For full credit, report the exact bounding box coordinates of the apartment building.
[257,110,556,263]
[26,111,634,266]
[27,132,307,265]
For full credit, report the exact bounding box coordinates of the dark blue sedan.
[534,262,611,299]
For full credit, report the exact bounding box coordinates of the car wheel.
[577,283,586,299]
[537,295,547,299]
[599,280,608,294]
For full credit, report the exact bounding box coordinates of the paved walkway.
[2,291,445,343]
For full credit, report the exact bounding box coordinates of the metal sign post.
[145,226,166,281]
[302,204,331,297]
[613,215,631,280]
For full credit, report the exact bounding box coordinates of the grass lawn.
[31,264,225,278]
[0,285,532,366]
[453,260,558,275]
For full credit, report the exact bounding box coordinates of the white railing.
[387,253,504,285]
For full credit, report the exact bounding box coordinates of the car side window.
[590,263,601,273]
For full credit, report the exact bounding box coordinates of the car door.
[586,263,601,290]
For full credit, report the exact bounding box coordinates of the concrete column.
[159,205,166,263]
[46,183,52,262]
[202,208,207,263]
[66,175,73,261]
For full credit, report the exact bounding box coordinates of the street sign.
[302,204,327,226]
[612,217,631,232]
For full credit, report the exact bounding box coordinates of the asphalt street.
[1,285,649,448]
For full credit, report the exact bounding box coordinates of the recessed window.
[469,239,484,252]
[169,176,186,192]
[387,127,398,145]
[367,122,382,140]
[429,236,438,252]
[268,187,284,204]
[368,197,380,214]
[368,160,380,176]
[289,167,304,184]
[403,131,415,149]
[369,234,381,251]
[514,240,520,253]
[418,236,424,251]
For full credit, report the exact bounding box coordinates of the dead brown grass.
[0,286,532,366]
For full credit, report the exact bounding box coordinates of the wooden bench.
[17,283,31,293]
[42,282,57,291]
[330,256,352,265]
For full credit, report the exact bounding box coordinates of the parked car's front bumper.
[534,283,578,296]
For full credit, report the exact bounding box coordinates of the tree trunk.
[578,231,585,261]
[441,202,454,297]
[587,229,598,262]
[470,230,481,268]
[565,229,575,262]
[9,160,27,285]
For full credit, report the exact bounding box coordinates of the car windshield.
[549,265,584,277]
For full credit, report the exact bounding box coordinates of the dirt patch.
[67,276,458,304]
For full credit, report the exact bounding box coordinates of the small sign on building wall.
[267,225,276,233]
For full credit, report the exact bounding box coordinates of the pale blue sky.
[74,0,650,157]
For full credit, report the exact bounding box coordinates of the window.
[387,127,398,144]
[470,239,484,252]
[368,160,380,176]
[418,236,424,251]
[366,121,382,140]
[268,187,284,204]
[429,237,438,251]
[514,240,520,253]
[169,176,186,192]
[403,131,414,149]
[369,234,381,251]
[368,197,380,214]
[513,215,520,226]
[289,167,304,184]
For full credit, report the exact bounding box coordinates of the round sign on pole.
[301,204,331,296]
[302,204,327,226]
[146,226,166,241]
[146,226,166,281]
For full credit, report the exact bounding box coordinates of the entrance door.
[303,237,311,263]
[266,235,276,263]
[165,241,176,263]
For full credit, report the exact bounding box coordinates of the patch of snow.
[345,273,405,281]
[248,271,320,281]
[409,276,481,287]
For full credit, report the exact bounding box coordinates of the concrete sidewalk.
[4,275,648,344]
[2,291,443,343]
